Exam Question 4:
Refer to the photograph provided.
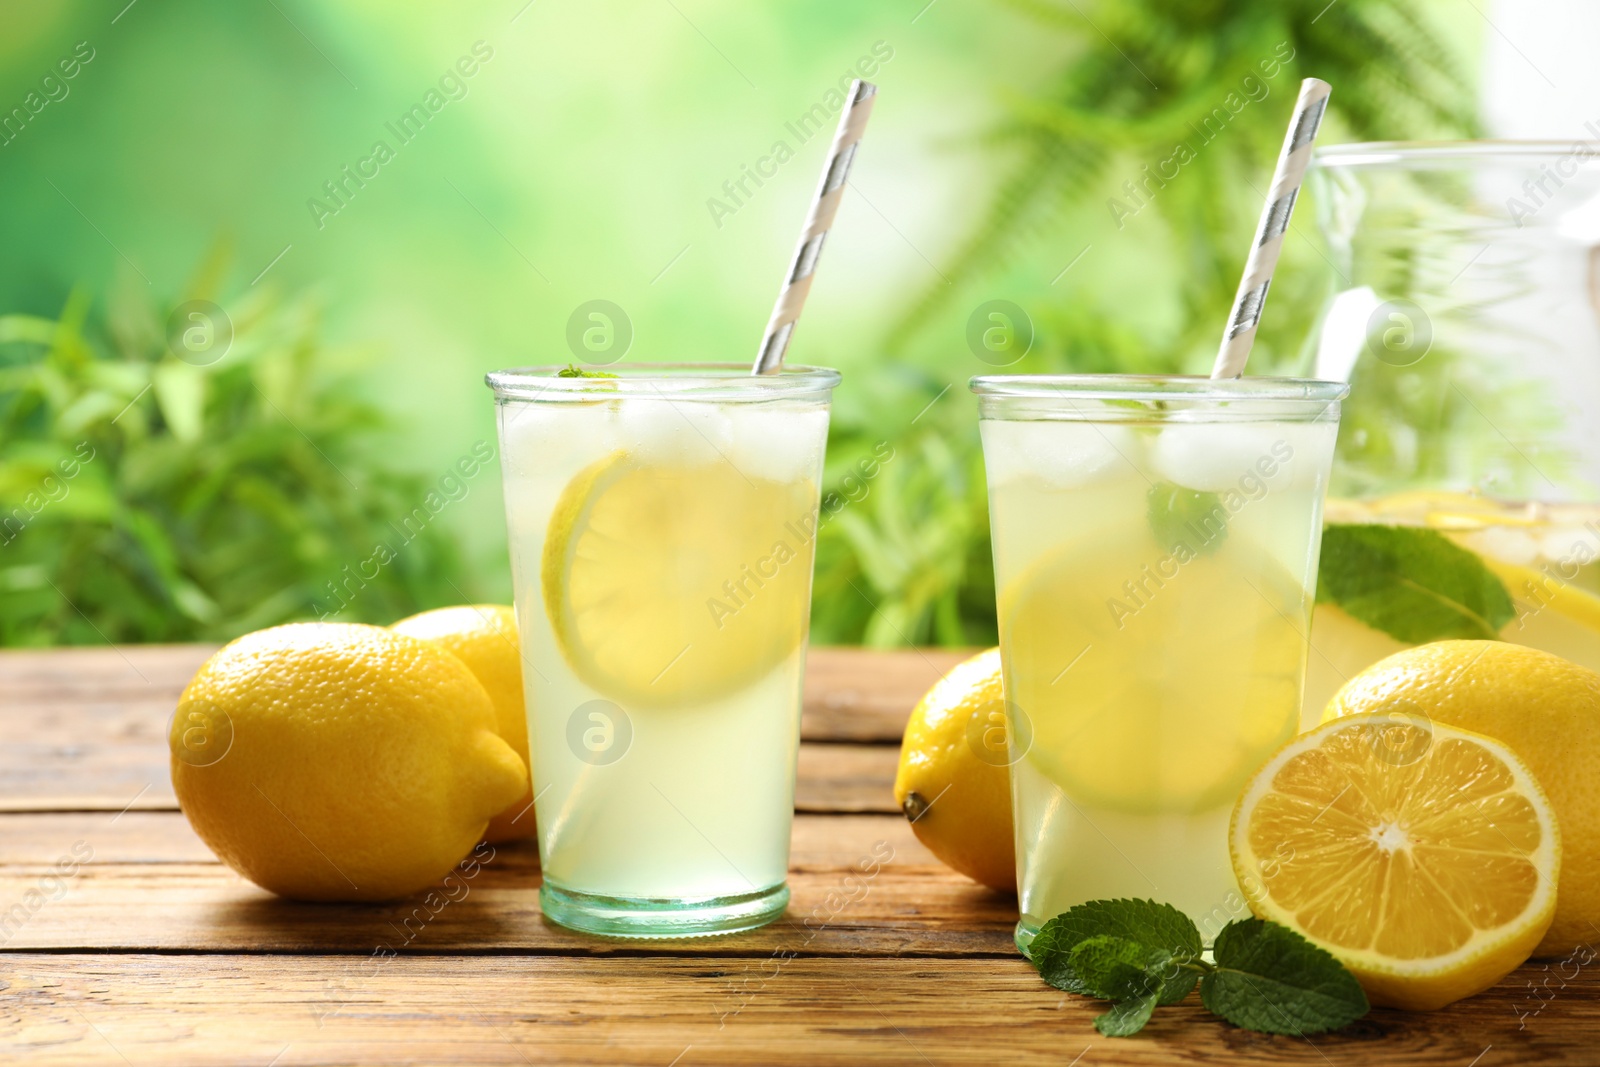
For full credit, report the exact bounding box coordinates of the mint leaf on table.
[1030,899,1201,1005]
[1095,993,1160,1037]
[1316,524,1514,642]
[1026,901,1369,1039]
[1147,482,1228,555]
[1200,919,1370,1035]
[1066,936,1165,1000]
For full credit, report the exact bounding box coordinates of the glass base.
[1015,920,1040,959]
[540,880,790,938]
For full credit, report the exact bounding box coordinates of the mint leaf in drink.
[1030,899,1201,1004]
[1066,936,1165,1000]
[1094,992,1159,1037]
[556,364,619,379]
[1316,524,1515,642]
[1200,919,1369,1035]
[1147,482,1228,555]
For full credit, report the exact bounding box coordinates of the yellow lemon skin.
[393,605,536,843]
[1232,714,1559,1011]
[893,649,1016,893]
[170,623,528,902]
[1324,641,1600,957]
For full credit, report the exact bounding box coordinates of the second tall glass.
[489,363,839,937]
[972,375,1346,948]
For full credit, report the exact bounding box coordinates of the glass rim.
[969,374,1348,403]
[486,362,841,401]
[1314,140,1600,168]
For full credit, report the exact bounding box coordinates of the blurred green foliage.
[0,255,464,646]
[813,417,997,648]
[815,0,1478,646]
[0,0,1483,648]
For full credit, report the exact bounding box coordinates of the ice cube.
[1536,516,1600,567]
[980,420,1140,490]
[727,406,829,484]
[1468,525,1546,568]
[498,399,619,478]
[1148,421,1334,494]
[618,397,733,467]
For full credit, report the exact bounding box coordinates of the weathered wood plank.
[0,865,1015,958]
[11,645,1589,1066]
[0,811,941,883]
[0,741,899,815]
[2,954,1588,1066]
[795,743,897,813]
[0,644,211,701]
[0,812,934,870]
[0,647,916,811]
[0,813,1013,957]
[0,644,943,745]
[800,647,972,741]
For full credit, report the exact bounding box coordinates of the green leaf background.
[0,0,1483,645]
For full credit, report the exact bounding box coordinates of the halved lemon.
[542,452,815,709]
[1231,714,1559,1010]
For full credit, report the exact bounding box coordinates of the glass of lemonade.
[972,375,1346,948]
[1303,143,1600,721]
[488,363,839,937]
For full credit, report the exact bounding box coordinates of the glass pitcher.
[1301,141,1600,725]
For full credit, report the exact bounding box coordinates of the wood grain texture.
[2,644,1596,1066]
[3,955,1589,1067]
[0,812,1015,957]
[0,812,935,870]
[0,643,953,743]
[0,647,923,811]
[799,647,975,741]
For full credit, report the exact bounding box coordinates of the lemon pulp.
[542,451,816,709]
[1004,533,1308,814]
[1232,714,1559,1010]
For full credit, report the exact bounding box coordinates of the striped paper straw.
[1210,78,1332,379]
[751,79,877,375]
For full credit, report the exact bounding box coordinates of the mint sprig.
[556,363,619,379]
[1027,899,1368,1037]
[1317,524,1515,642]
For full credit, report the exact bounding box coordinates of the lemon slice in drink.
[1003,534,1307,813]
[1231,714,1559,1010]
[542,452,815,709]
[1480,557,1600,674]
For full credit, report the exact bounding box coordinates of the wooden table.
[1,646,1594,1065]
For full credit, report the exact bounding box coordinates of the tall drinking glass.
[488,363,839,937]
[972,375,1346,949]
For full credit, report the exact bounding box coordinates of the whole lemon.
[392,604,536,843]
[170,623,527,901]
[893,648,1016,892]
[1325,640,1600,956]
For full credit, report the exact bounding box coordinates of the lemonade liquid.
[490,365,837,937]
[1303,494,1600,725]
[974,377,1344,949]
